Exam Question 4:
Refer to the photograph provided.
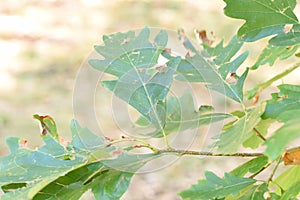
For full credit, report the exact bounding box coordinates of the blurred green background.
[1,1,300,199]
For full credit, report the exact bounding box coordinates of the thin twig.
[253,128,266,141]
[107,137,159,153]
[267,157,282,184]
[156,149,264,157]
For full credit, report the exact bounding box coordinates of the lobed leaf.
[179,171,256,200]
[262,84,300,159]
[262,84,300,120]
[270,24,300,46]
[223,0,299,42]
[175,36,249,103]
[90,27,182,131]
[0,119,158,200]
[251,45,299,70]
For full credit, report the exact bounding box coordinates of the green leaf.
[230,156,269,177]
[243,119,274,149]
[270,193,281,200]
[90,27,180,130]
[264,116,300,160]
[223,0,299,42]
[0,120,157,199]
[213,103,265,153]
[227,183,268,200]
[0,139,86,199]
[270,24,300,46]
[179,171,256,200]
[272,166,300,193]
[263,84,300,120]
[251,45,299,70]
[175,36,248,103]
[280,182,300,200]
[32,162,134,200]
[33,114,59,141]
[262,84,300,159]
[144,91,232,137]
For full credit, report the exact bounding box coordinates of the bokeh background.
[1,1,300,199]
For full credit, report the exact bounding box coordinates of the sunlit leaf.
[33,114,59,141]
[272,166,300,193]
[280,182,300,200]
[224,0,299,42]
[213,103,265,153]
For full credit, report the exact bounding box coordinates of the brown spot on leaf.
[20,139,28,148]
[252,92,260,105]
[164,48,171,54]
[185,51,191,58]
[226,73,238,84]
[284,24,293,33]
[155,64,166,71]
[41,126,47,136]
[112,149,123,157]
[195,30,212,45]
[121,37,130,45]
[59,136,70,146]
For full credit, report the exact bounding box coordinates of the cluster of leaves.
[1,0,300,199]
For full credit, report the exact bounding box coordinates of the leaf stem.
[247,62,300,98]
[253,128,266,141]
[259,62,300,90]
